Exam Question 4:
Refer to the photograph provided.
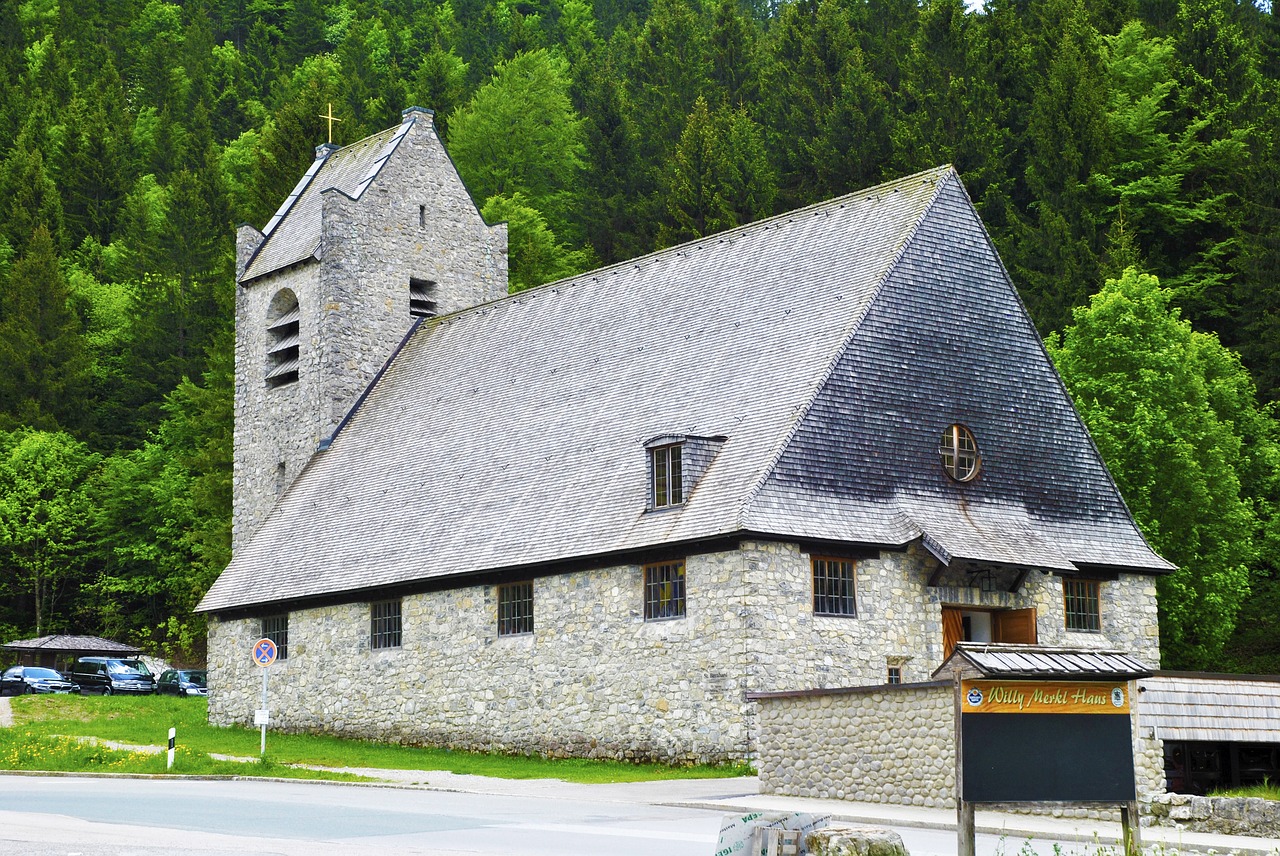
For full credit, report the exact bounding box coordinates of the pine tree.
[760,0,894,209]
[1010,0,1109,333]
[0,128,66,256]
[659,97,775,246]
[0,226,89,433]
[892,0,1009,214]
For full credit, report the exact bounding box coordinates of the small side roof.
[2,635,141,655]
[933,644,1155,681]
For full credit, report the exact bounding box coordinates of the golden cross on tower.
[319,102,342,143]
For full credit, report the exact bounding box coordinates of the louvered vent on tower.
[266,291,300,388]
[410,277,437,318]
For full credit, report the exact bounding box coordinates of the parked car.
[69,657,156,695]
[156,669,207,697]
[0,666,80,695]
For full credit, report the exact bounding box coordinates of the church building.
[198,107,1172,764]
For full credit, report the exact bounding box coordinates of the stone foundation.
[1144,793,1280,838]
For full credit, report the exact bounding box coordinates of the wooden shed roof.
[1138,672,1280,743]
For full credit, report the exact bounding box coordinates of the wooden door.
[942,607,964,659]
[994,607,1038,644]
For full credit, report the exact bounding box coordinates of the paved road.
[0,774,1115,856]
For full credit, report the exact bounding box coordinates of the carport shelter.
[2,635,141,671]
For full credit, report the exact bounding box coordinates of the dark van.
[70,657,156,695]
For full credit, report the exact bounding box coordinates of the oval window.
[939,424,980,482]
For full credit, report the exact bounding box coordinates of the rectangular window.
[261,614,289,660]
[370,600,402,649]
[1064,579,1101,631]
[498,581,534,636]
[651,444,684,508]
[813,557,857,616]
[644,561,686,620]
[887,666,902,685]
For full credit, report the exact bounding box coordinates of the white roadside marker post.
[167,727,175,769]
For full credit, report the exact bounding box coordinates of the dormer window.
[266,290,300,388]
[644,434,726,511]
[940,423,980,482]
[651,444,684,508]
[410,277,437,318]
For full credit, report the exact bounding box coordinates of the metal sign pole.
[260,666,268,756]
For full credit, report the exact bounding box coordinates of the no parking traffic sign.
[251,638,276,755]
[252,637,277,667]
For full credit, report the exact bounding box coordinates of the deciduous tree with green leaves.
[481,193,594,292]
[0,429,101,636]
[447,48,586,239]
[1048,269,1272,669]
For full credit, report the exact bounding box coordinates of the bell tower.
[232,107,508,551]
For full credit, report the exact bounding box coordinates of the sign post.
[251,638,277,756]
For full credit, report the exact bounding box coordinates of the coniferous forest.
[0,0,1277,671]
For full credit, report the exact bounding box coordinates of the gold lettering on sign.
[962,680,1130,714]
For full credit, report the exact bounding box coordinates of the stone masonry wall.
[209,549,756,763]
[741,540,1160,689]
[233,260,324,549]
[756,680,1163,815]
[317,108,506,430]
[755,684,956,806]
[233,109,507,551]
[209,538,1164,769]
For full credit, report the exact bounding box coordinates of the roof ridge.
[734,167,958,529]
[418,165,958,332]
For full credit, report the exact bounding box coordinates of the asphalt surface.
[1,697,1276,855]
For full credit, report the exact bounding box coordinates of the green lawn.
[1212,782,1280,801]
[4,694,753,783]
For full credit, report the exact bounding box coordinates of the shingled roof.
[200,166,1170,614]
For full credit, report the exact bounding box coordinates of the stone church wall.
[208,537,1161,766]
[209,547,760,763]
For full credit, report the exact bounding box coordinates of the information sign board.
[961,679,1136,803]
